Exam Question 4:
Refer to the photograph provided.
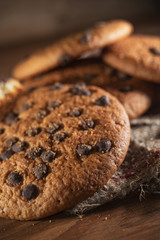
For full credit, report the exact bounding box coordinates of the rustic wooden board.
[0,194,160,240]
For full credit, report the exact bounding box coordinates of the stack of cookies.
[0,20,159,220]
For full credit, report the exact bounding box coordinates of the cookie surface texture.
[103,35,160,83]
[101,67,154,119]
[23,60,154,120]
[12,20,133,80]
[70,114,160,214]
[0,83,130,220]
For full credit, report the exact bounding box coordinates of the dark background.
[0,0,160,76]
[0,0,160,47]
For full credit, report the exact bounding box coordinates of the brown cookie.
[23,60,154,119]
[103,35,160,83]
[102,67,154,119]
[71,114,160,214]
[12,20,133,80]
[0,83,130,220]
[0,78,23,121]
[23,59,105,90]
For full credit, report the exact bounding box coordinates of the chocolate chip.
[0,150,14,161]
[46,123,60,134]
[12,141,27,153]
[6,137,18,148]
[35,109,48,121]
[27,147,43,160]
[34,163,48,179]
[117,72,131,81]
[26,127,41,137]
[59,53,72,66]
[80,120,95,130]
[20,102,33,112]
[77,144,92,158]
[19,79,24,84]
[83,74,98,82]
[4,113,19,126]
[68,108,83,117]
[149,47,160,55]
[96,139,111,153]
[41,150,56,163]
[47,100,62,111]
[52,132,67,143]
[110,68,117,77]
[79,31,92,44]
[34,72,45,79]
[111,69,131,81]
[0,128,5,135]
[119,85,133,92]
[7,172,23,186]
[22,184,38,201]
[28,87,37,93]
[95,95,110,106]
[70,83,91,96]
[50,82,63,91]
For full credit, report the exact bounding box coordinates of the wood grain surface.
[0,24,160,240]
[0,194,159,240]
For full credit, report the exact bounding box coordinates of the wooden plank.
[0,194,159,240]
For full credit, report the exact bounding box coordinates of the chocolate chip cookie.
[23,59,105,90]
[101,67,154,119]
[12,20,133,80]
[103,35,160,83]
[0,83,130,220]
[23,59,154,119]
[71,114,160,214]
[0,78,23,121]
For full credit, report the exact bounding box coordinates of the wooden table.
[0,29,160,240]
[0,194,160,240]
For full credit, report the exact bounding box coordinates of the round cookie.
[101,68,154,119]
[0,83,130,220]
[70,114,160,214]
[12,20,133,80]
[23,59,106,90]
[103,35,160,83]
[23,60,154,120]
[0,78,23,121]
